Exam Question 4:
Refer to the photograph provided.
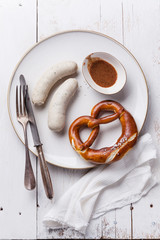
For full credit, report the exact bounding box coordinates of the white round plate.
[8,30,148,169]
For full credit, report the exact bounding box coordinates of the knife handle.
[37,145,53,199]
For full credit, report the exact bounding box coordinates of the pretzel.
[69,100,138,164]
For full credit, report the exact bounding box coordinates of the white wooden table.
[1,0,160,238]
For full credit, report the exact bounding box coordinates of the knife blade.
[20,74,53,199]
[20,75,42,147]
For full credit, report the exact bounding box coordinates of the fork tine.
[23,85,26,115]
[20,85,22,115]
[16,86,19,117]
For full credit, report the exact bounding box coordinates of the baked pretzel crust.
[69,100,138,164]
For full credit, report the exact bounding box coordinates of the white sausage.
[48,78,78,132]
[32,61,78,106]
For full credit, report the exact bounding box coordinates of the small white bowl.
[82,52,127,95]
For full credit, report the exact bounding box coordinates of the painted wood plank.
[122,0,160,238]
[37,0,132,239]
[38,0,101,41]
[37,165,87,239]
[100,1,132,239]
[100,0,123,42]
[0,0,37,239]
[37,0,101,238]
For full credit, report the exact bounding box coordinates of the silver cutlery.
[16,85,36,190]
[20,75,53,199]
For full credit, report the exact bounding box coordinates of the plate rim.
[7,29,149,169]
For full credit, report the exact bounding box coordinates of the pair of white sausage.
[32,61,78,132]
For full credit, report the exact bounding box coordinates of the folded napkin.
[43,134,157,234]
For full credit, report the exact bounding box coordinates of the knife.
[20,74,53,199]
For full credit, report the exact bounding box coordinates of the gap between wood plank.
[115,209,117,239]
[36,0,39,43]
[130,204,133,239]
[121,1,124,46]
[36,157,39,239]
[36,0,39,239]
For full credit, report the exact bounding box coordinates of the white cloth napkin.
[43,134,157,234]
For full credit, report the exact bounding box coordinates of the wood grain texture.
[122,0,160,238]
[0,0,37,239]
[38,0,101,41]
[37,0,132,239]
[100,1,132,239]
[37,0,101,238]
[1,0,160,239]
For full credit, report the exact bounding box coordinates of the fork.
[16,85,36,190]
